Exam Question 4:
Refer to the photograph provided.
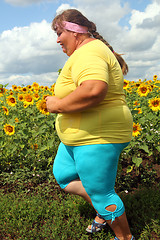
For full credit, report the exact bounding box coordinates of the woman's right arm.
[46,80,108,113]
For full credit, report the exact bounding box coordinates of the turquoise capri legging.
[53,142,129,222]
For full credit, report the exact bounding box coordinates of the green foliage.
[0,78,160,176]
[0,84,60,173]
[121,78,160,173]
[0,76,160,240]
[121,187,160,239]
[0,181,159,239]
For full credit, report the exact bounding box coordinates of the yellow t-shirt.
[54,39,133,146]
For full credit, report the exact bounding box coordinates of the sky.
[0,0,160,88]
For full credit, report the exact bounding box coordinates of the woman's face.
[56,28,77,56]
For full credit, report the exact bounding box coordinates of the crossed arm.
[46,80,108,113]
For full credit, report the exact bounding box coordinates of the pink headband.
[63,21,88,33]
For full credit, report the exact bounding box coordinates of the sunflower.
[137,84,150,97]
[0,87,6,97]
[148,85,154,92]
[0,87,6,94]
[33,92,40,100]
[2,106,9,115]
[22,87,28,93]
[18,94,24,101]
[42,94,51,100]
[153,75,157,81]
[133,101,140,106]
[134,108,142,114]
[31,144,38,150]
[6,96,17,106]
[23,93,34,105]
[51,83,55,89]
[123,79,130,89]
[12,85,18,91]
[4,124,15,136]
[132,122,142,137]
[27,85,32,90]
[23,103,29,108]
[147,80,152,84]
[44,86,49,91]
[50,84,55,95]
[15,118,19,123]
[34,144,38,150]
[148,97,160,112]
[135,82,141,88]
[32,82,39,91]
[36,99,49,115]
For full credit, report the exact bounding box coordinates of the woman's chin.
[62,47,67,53]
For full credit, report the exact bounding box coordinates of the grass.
[0,173,160,240]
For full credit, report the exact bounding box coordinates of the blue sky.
[0,1,60,32]
[0,0,159,88]
[0,0,151,33]
[123,0,151,11]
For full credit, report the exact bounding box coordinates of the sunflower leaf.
[156,145,160,152]
[132,156,143,167]
[139,144,149,153]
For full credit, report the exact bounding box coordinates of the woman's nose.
[57,36,60,43]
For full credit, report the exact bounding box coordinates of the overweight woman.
[46,9,134,240]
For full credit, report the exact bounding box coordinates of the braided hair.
[52,9,128,75]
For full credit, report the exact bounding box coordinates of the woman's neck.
[76,37,95,50]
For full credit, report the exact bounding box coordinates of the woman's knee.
[53,161,79,190]
[64,180,84,195]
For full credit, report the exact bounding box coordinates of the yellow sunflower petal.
[4,124,15,136]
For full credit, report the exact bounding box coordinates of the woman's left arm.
[46,80,108,113]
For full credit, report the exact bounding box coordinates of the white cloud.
[114,0,160,80]
[120,28,157,52]
[0,19,67,88]
[129,1,160,27]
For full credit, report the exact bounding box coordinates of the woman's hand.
[46,96,61,113]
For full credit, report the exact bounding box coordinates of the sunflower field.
[122,75,160,174]
[0,82,60,174]
[0,75,160,175]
